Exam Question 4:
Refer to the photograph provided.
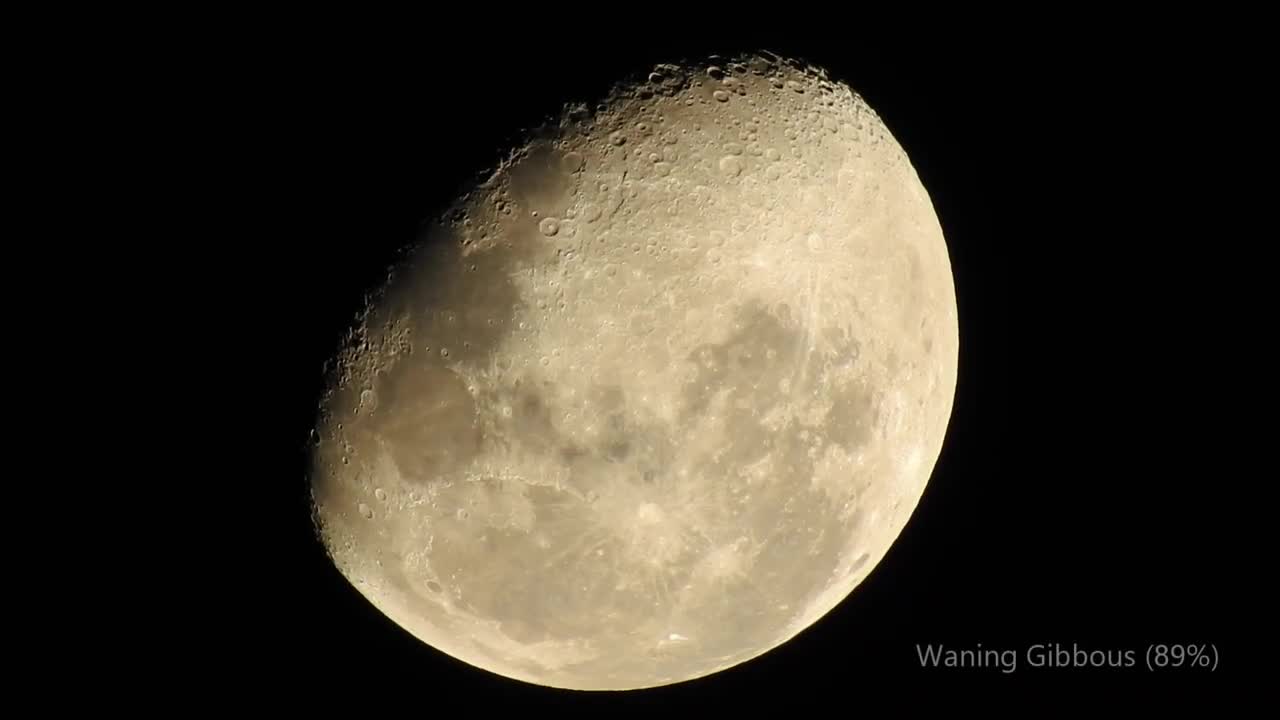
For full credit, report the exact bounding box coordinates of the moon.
[309,52,958,690]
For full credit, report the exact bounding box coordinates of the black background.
[223,22,1250,706]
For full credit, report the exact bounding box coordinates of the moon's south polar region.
[311,53,958,690]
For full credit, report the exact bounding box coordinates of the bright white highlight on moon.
[310,52,958,690]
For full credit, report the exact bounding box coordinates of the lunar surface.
[310,52,958,690]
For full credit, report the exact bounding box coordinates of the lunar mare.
[310,53,958,690]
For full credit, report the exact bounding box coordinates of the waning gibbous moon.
[309,51,958,690]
